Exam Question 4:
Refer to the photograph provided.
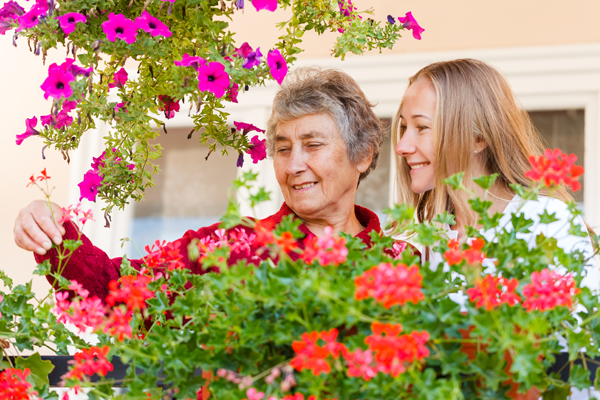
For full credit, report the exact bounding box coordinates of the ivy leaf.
[473,173,498,190]
[249,187,271,209]
[62,239,83,252]
[15,353,55,387]
[568,364,591,390]
[33,260,52,277]
[539,210,559,224]
[119,255,136,276]
[0,269,13,289]
[443,172,465,190]
[433,211,456,225]
[511,213,534,233]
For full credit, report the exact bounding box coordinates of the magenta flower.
[0,1,24,19]
[0,19,13,34]
[234,42,253,58]
[16,5,45,31]
[41,110,73,129]
[338,0,352,17]
[135,10,171,37]
[245,135,266,164]
[398,12,424,40]
[267,49,287,85]
[91,151,106,171]
[251,0,277,12]
[114,102,127,114]
[58,12,86,35]
[174,53,206,70]
[108,67,128,89]
[197,61,230,98]
[227,82,239,103]
[101,13,138,44]
[62,100,77,112]
[40,62,75,100]
[15,116,39,145]
[243,47,262,69]
[234,121,265,135]
[158,95,180,119]
[78,169,103,202]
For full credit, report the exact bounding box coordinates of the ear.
[357,150,373,174]
[474,140,488,153]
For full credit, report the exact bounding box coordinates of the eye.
[306,142,323,149]
[417,125,429,133]
[276,147,290,153]
[399,124,407,134]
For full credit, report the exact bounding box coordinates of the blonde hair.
[392,59,573,227]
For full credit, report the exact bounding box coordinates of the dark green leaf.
[15,353,55,387]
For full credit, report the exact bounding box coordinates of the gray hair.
[266,67,384,183]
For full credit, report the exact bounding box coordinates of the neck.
[303,207,365,237]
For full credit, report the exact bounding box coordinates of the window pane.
[529,109,585,204]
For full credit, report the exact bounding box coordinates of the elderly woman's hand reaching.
[14,200,65,256]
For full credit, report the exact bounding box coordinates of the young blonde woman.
[392,58,599,291]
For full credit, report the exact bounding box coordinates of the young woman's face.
[394,77,437,194]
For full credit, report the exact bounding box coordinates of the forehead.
[400,77,437,119]
[275,113,340,141]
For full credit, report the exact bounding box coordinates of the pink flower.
[246,135,266,164]
[267,49,287,85]
[41,110,73,129]
[78,169,103,202]
[0,1,25,20]
[234,42,253,58]
[174,53,206,70]
[58,12,86,35]
[103,307,133,341]
[63,100,77,112]
[108,67,128,89]
[16,5,45,31]
[245,388,265,400]
[227,82,239,103]
[158,95,180,119]
[229,228,256,257]
[40,62,75,100]
[234,121,265,135]
[251,0,277,12]
[345,349,378,381]
[398,12,424,40]
[101,13,138,44]
[243,47,262,69]
[197,61,230,98]
[135,10,171,37]
[114,102,127,114]
[15,116,39,145]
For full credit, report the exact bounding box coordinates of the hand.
[14,200,66,255]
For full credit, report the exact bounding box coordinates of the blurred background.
[2,0,600,297]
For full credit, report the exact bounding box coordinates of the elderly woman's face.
[273,113,370,222]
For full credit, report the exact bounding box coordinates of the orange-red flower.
[522,269,580,312]
[276,231,297,253]
[354,262,424,308]
[103,307,133,341]
[466,275,521,311]
[291,329,349,376]
[301,226,348,266]
[443,238,486,266]
[106,274,155,311]
[254,219,275,246]
[525,148,584,191]
[64,346,113,381]
[0,368,36,400]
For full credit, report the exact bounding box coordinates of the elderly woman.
[13,67,386,301]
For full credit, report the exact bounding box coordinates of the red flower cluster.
[525,148,584,191]
[64,346,113,381]
[291,329,348,376]
[104,307,133,341]
[144,240,185,271]
[0,368,36,400]
[54,281,106,333]
[344,348,378,381]
[522,269,580,312]
[106,274,155,310]
[443,238,486,266]
[364,322,430,377]
[354,262,424,308]
[466,275,521,311]
[301,227,348,266]
[276,231,297,253]
[254,219,276,246]
[26,168,51,187]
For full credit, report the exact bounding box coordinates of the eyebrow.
[275,131,327,141]
[399,114,433,121]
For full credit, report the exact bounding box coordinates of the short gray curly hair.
[266,67,384,183]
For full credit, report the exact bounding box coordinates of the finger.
[14,223,48,255]
[20,214,54,251]
[33,211,64,246]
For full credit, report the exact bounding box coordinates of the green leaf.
[594,367,600,390]
[569,364,591,390]
[62,239,83,252]
[539,210,559,224]
[0,269,13,289]
[443,172,465,190]
[433,211,456,225]
[473,173,499,190]
[15,353,55,388]
[542,383,571,400]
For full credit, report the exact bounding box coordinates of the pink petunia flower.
[398,11,424,40]
[58,12,86,35]
[174,53,206,70]
[226,82,239,103]
[40,62,75,99]
[15,116,39,145]
[245,135,266,164]
[243,47,262,69]
[0,1,25,20]
[158,95,180,119]
[234,121,265,135]
[101,13,138,44]
[78,169,103,202]
[267,49,287,85]
[16,4,45,31]
[41,110,73,129]
[108,67,128,89]
[114,102,127,114]
[234,42,253,58]
[62,100,78,112]
[135,10,171,37]
[0,19,14,35]
[251,0,277,12]
[197,61,230,98]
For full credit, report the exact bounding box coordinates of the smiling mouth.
[409,162,430,170]
[293,182,316,190]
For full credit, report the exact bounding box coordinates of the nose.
[286,147,308,175]
[395,133,416,158]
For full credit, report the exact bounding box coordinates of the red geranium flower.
[466,275,521,311]
[525,148,584,191]
[522,269,580,312]
[354,262,424,308]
